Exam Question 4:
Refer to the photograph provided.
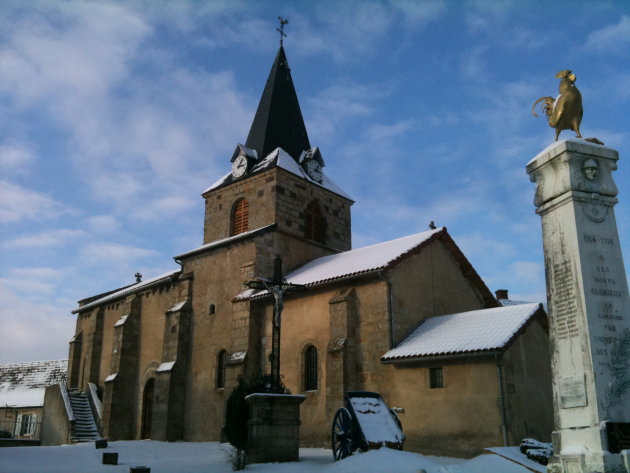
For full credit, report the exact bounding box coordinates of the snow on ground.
[0,441,540,473]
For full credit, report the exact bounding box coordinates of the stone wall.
[388,238,492,346]
[255,236,499,452]
[388,358,502,458]
[40,385,70,446]
[501,312,554,445]
[202,167,352,253]
[180,239,258,441]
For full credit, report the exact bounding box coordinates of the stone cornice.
[526,139,618,208]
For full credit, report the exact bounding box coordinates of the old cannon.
[331,391,405,460]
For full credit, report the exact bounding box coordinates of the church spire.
[245,45,311,161]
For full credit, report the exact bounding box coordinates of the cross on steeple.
[276,16,288,46]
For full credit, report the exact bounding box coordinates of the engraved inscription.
[584,237,625,299]
[583,234,615,246]
[551,259,579,340]
[560,376,587,408]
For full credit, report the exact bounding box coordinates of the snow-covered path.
[0,441,541,473]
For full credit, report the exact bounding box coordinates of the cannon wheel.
[332,407,353,460]
[389,408,402,430]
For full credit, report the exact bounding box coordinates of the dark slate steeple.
[245,46,311,161]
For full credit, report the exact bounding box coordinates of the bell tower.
[200,45,353,273]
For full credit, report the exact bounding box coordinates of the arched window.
[305,201,323,243]
[304,345,318,391]
[216,350,227,389]
[231,198,249,235]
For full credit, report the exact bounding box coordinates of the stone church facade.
[60,46,553,457]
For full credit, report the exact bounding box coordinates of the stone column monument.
[527,139,630,473]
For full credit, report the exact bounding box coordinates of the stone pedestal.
[527,139,630,473]
[245,393,305,463]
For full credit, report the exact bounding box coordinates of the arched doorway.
[141,378,155,439]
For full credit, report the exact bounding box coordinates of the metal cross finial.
[277,16,288,46]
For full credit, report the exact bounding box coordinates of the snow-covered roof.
[175,224,276,260]
[203,147,353,201]
[74,269,181,314]
[228,351,247,364]
[234,227,445,301]
[156,361,175,373]
[498,297,548,313]
[382,303,543,362]
[105,373,118,382]
[0,360,67,408]
[114,315,128,327]
[284,228,443,287]
[166,301,187,313]
[498,298,530,307]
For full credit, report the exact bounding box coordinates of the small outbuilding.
[382,303,552,457]
[0,360,67,443]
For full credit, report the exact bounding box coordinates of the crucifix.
[246,256,303,393]
[276,16,288,46]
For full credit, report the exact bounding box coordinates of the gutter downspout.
[495,353,509,446]
[378,272,394,349]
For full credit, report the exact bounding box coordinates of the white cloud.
[365,120,415,143]
[0,143,35,173]
[307,82,382,144]
[483,260,546,304]
[510,261,543,285]
[289,2,419,63]
[87,215,122,234]
[0,181,68,223]
[454,232,516,262]
[459,45,489,82]
[2,229,86,249]
[585,15,630,52]
[80,242,159,267]
[391,0,445,25]
[0,2,151,105]
[130,195,197,222]
[0,277,56,296]
[9,267,66,280]
[465,1,511,34]
[0,282,75,363]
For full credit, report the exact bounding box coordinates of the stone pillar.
[527,139,630,473]
[245,393,305,463]
[152,298,190,441]
[102,295,141,440]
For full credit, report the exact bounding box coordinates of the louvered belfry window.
[305,200,322,243]
[232,198,249,235]
[304,345,318,391]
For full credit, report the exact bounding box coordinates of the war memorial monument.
[528,71,630,473]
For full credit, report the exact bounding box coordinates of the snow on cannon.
[331,391,405,460]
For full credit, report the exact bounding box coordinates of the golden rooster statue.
[532,70,583,141]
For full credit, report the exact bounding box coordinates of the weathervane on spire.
[277,16,288,46]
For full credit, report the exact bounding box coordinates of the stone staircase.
[68,389,101,442]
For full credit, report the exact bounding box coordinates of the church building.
[46,45,553,457]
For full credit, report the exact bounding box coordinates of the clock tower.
[200,45,353,274]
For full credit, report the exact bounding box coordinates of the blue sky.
[1,0,629,363]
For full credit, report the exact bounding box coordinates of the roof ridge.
[0,359,68,366]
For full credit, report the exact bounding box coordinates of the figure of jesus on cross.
[246,256,304,393]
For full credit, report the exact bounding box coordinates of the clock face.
[232,155,248,178]
[306,159,323,182]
